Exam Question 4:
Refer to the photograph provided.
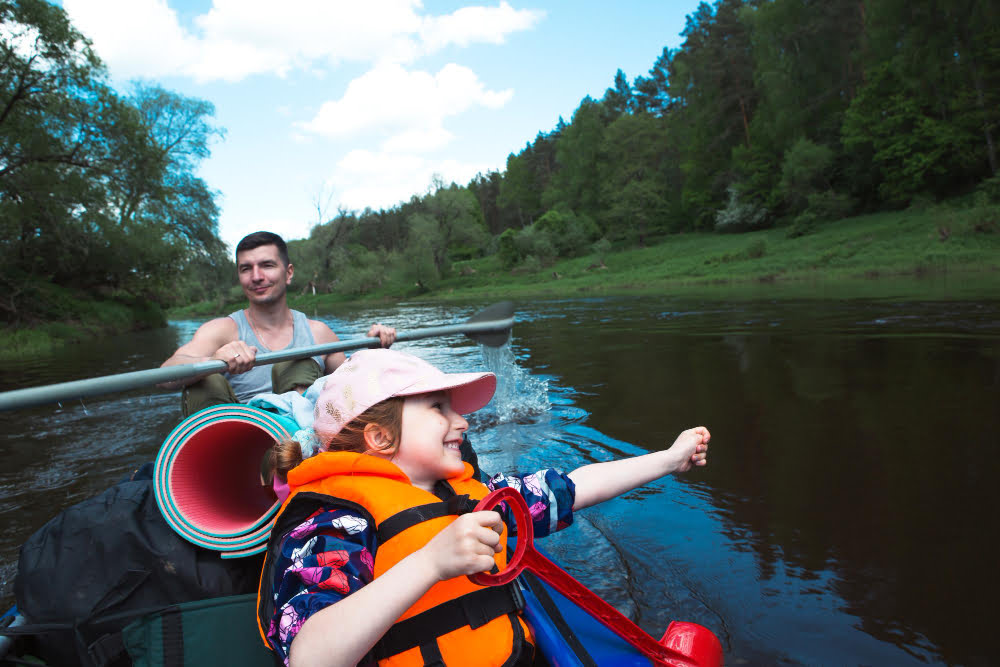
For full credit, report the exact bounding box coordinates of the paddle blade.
[465,301,514,347]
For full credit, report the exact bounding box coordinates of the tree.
[421,182,490,273]
[667,0,760,229]
[736,0,864,211]
[843,0,1000,204]
[547,97,608,218]
[633,47,675,117]
[602,69,635,117]
[0,1,228,319]
[599,111,678,240]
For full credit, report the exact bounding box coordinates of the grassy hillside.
[294,203,1000,306]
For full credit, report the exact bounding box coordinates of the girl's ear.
[362,422,396,456]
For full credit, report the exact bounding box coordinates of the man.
[161,231,395,415]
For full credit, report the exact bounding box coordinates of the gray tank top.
[226,309,325,402]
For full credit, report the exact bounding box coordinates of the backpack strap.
[87,631,129,667]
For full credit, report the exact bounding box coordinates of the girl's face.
[391,391,468,491]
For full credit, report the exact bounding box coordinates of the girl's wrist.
[405,547,446,585]
[657,447,685,474]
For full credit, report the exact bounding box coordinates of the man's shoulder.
[305,316,338,343]
[196,315,240,338]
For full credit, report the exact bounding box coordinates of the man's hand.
[211,341,258,374]
[367,323,396,348]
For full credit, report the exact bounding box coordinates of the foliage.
[497,228,521,270]
[780,138,835,213]
[973,174,1000,205]
[0,0,227,324]
[16,0,999,313]
[715,186,769,233]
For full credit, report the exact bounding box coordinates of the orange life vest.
[256,452,533,666]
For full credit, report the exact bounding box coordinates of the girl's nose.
[450,409,468,432]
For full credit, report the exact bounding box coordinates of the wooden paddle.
[0,302,514,412]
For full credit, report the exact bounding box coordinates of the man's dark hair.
[235,231,289,266]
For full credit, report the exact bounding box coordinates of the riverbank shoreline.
[0,301,165,362]
[188,204,1000,315]
[5,204,999,359]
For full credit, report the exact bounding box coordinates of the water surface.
[1,292,998,666]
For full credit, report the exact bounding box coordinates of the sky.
[57,0,698,252]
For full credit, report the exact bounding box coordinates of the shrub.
[780,138,834,213]
[533,209,601,257]
[591,237,611,261]
[806,190,855,222]
[974,175,1000,205]
[715,186,769,233]
[787,211,818,238]
[497,229,521,270]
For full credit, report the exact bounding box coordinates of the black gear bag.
[3,467,264,667]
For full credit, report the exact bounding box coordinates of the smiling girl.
[256,348,709,667]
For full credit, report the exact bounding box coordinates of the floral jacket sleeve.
[264,468,576,664]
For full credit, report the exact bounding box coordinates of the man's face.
[236,244,293,306]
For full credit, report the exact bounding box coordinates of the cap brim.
[397,371,497,414]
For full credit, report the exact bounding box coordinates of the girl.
[256,348,710,667]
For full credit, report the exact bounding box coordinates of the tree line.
[292,0,1000,297]
[4,0,999,316]
[1,0,228,325]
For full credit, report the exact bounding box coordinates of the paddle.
[0,302,515,413]
[469,487,724,667]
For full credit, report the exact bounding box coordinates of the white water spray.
[476,342,549,426]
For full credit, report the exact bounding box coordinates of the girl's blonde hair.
[263,397,405,484]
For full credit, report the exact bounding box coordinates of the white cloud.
[63,0,198,79]
[61,0,543,83]
[383,127,454,154]
[331,149,491,212]
[419,1,544,51]
[299,63,512,151]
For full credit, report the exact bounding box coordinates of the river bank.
[4,203,999,360]
[276,204,1000,309]
[0,296,165,362]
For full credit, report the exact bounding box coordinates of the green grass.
[413,205,1000,301]
[0,289,167,361]
[231,204,1000,311]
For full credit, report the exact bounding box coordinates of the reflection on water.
[1,293,998,666]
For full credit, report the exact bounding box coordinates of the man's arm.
[307,320,345,374]
[308,321,398,375]
[159,317,255,388]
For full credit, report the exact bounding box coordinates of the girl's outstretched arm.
[568,427,710,511]
[289,510,503,667]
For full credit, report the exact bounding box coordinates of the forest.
[2,0,999,325]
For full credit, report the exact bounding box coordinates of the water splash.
[475,342,549,426]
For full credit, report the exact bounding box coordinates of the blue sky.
[58,1,697,251]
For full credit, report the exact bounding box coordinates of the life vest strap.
[373,584,524,660]
[377,494,479,543]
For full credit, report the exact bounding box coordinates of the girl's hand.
[669,426,711,473]
[421,511,503,581]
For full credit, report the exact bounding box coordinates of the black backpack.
[5,466,265,667]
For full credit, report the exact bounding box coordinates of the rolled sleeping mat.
[154,404,296,558]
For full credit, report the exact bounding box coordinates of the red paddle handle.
[468,487,723,667]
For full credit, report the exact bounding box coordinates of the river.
[1,289,998,666]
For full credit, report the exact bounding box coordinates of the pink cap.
[313,348,496,444]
